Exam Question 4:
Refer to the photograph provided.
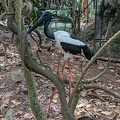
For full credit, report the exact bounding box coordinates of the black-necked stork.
[27,11,95,98]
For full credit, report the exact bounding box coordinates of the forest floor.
[0,25,120,120]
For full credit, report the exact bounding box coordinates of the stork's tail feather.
[83,46,97,63]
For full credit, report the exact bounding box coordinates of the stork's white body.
[54,30,86,60]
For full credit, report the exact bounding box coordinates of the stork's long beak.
[27,15,45,34]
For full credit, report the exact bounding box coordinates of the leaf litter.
[0,29,120,120]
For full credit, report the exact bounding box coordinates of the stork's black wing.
[60,42,95,60]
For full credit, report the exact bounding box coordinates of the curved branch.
[7,15,20,34]
[86,59,111,83]
[30,29,42,46]
[84,84,120,99]
[87,94,120,103]
[1,0,9,13]
[22,32,74,120]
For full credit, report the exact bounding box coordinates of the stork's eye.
[44,14,47,16]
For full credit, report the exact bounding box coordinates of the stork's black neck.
[44,20,55,39]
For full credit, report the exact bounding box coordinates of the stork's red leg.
[43,87,56,112]
[60,60,67,79]
[44,60,67,112]
[68,58,73,98]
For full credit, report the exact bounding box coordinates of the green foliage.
[29,0,45,23]
[30,7,40,23]
[90,8,95,15]
[58,5,71,18]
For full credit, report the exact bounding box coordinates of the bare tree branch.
[86,59,111,83]
[84,84,120,99]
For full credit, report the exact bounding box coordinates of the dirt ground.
[0,25,120,120]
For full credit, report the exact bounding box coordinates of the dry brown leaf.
[4,66,11,72]
[116,79,120,83]
[109,104,117,108]
[15,78,22,83]
[0,83,6,88]
[32,46,38,50]
[81,90,87,97]
[74,110,80,117]
[76,103,85,108]
[0,74,5,79]
[3,96,11,104]
[98,67,104,70]
[11,100,21,105]
[52,53,54,56]
[81,107,85,112]
[52,99,58,103]
[97,109,102,112]
[94,100,101,106]
[4,92,14,99]
[23,113,34,119]
[101,111,112,116]
[109,69,114,72]
[96,112,101,116]
[86,104,91,108]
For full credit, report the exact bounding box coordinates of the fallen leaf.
[0,83,6,88]
[116,80,120,82]
[109,104,117,108]
[53,94,59,99]
[52,53,54,56]
[97,109,102,112]
[81,90,87,97]
[98,67,104,70]
[32,46,38,50]
[3,97,11,104]
[109,69,114,72]
[4,66,11,72]
[23,113,34,119]
[101,111,112,116]
[4,92,13,99]
[81,107,85,112]
[0,74,5,79]
[52,99,58,103]
[74,110,80,117]
[11,100,21,105]
[86,104,91,108]
[15,78,22,83]
[76,103,85,108]
[94,100,102,106]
